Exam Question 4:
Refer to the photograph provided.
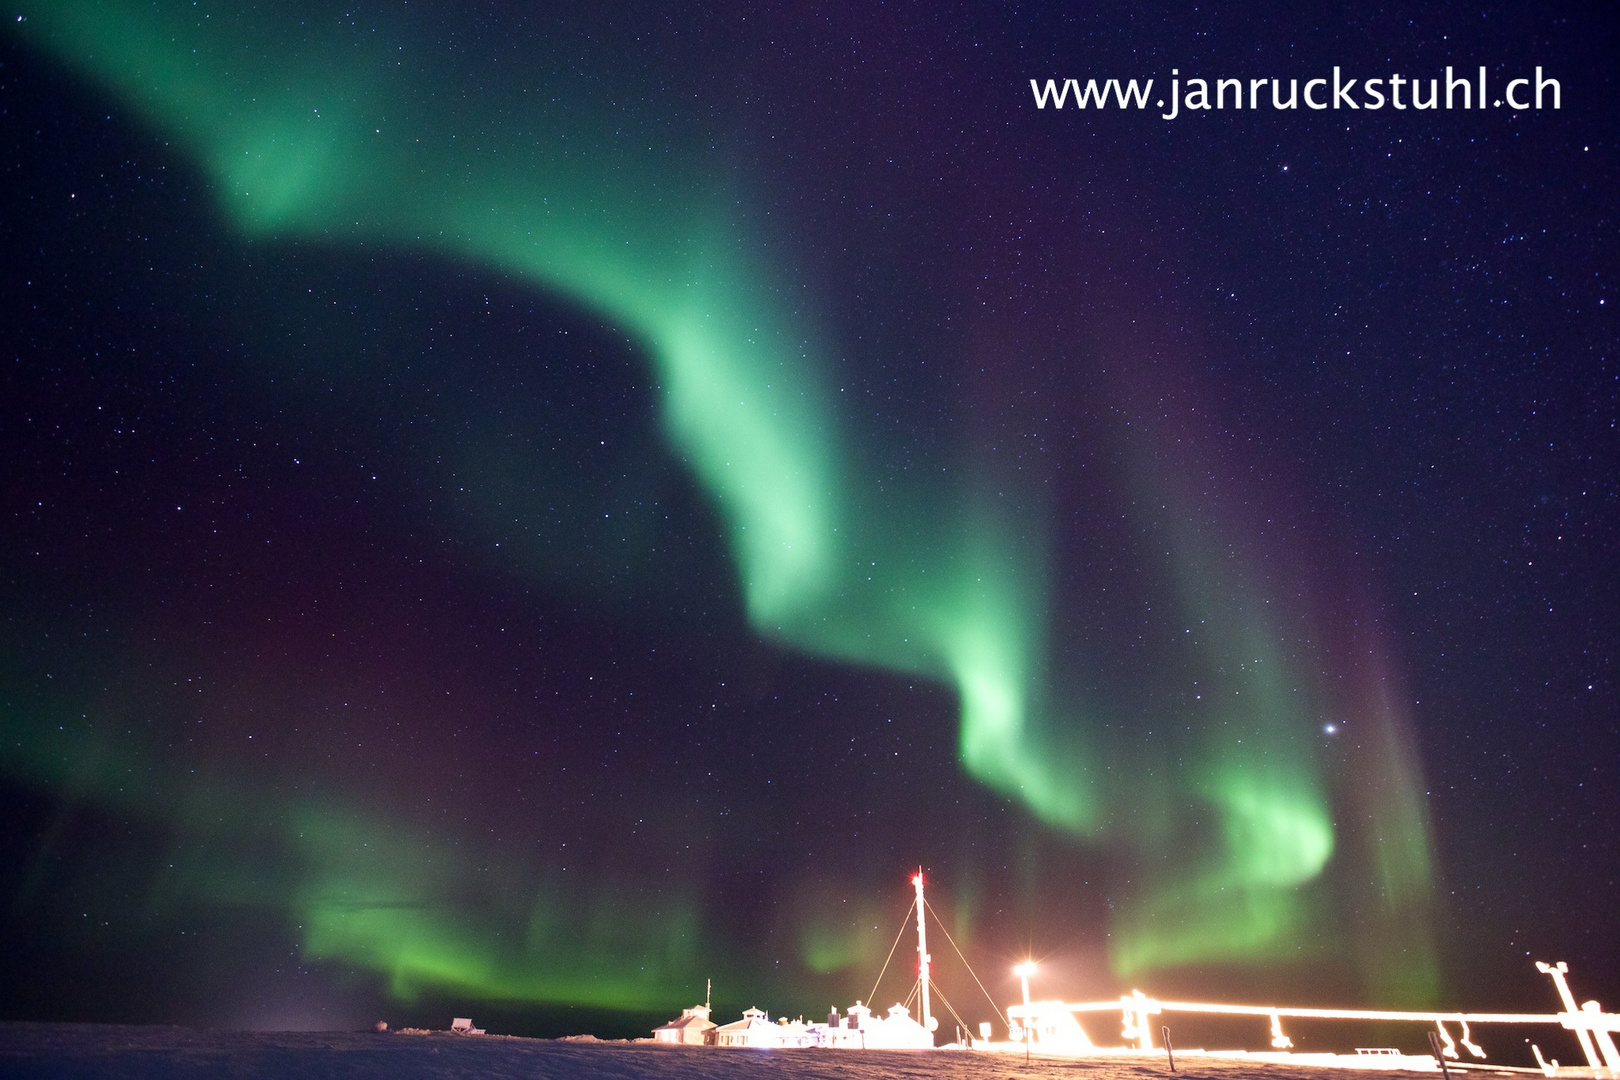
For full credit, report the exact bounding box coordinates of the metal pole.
[1429,1030,1453,1080]
[1163,1026,1176,1072]
[1016,963,1034,1063]
[1539,961,1604,1069]
[914,871,932,1039]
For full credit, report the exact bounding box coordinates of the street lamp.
[1014,962,1037,1062]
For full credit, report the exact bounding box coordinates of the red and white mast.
[913,869,933,1038]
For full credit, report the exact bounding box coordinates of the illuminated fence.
[1004,962,1619,1076]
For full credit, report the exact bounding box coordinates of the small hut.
[711,1007,777,1047]
[653,1004,715,1045]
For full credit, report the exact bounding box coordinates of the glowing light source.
[1015,962,1037,1006]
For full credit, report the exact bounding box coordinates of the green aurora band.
[0,675,704,1008]
[7,1,1436,1006]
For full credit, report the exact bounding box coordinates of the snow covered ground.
[0,1023,1466,1080]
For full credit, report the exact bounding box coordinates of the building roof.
[655,1014,716,1033]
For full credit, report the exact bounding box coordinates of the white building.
[842,1002,933,1049]
[706,1000,934,1050]
[711,1007,779,1047]
[652,1004,715,1045]
[1007,999,1094,1052]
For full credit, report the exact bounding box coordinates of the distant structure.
[654,1004,716,1045]
[651,993,935,1050]
[691,1001,932,1049]
[656,870,1620,1070]
[449,1018,485,1035]
[648,872,947,1051]
[821,1001,933,1049]
[1007,999,1094,1053]
[711,1007,778,1047]
[654,980,717,1045]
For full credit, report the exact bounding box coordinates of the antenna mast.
[913,869,933,1039]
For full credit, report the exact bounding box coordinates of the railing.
[1003,961,1619,1076]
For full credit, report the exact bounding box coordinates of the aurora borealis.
[2,0,1615,1036]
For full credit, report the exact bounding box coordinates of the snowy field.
[0,1024,1453,1080]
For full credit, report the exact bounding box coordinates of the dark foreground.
[0,1024,1437,1080]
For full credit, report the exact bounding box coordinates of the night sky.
[1,1,1615,1038]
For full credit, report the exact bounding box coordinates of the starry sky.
[1,0,1615,1039]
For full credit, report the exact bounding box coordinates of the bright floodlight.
[1015,962,1037,977]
